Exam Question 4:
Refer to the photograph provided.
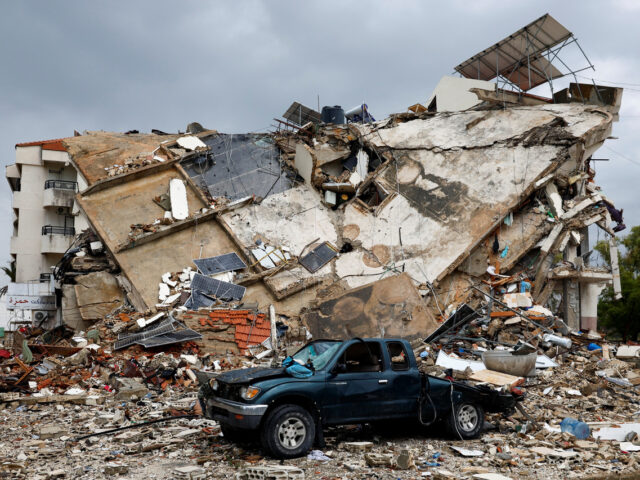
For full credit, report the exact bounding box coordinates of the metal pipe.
[469,284,553,333]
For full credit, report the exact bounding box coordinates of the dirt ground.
[2,391,640,480]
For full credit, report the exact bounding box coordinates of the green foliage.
[596,226,640,340]
[0,261,16,283]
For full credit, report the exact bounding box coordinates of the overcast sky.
[1,0,639,284]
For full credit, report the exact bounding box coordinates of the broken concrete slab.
[38,425,67,440]
[113,377,148,401]
[303,273,439,340]
[73,271,125,321]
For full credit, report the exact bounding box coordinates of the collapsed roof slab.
[77,167,204,247]
[181,133,294,202]
[75,164,241,309]
[220,185,339,298]
[360,105,609,152]
[63,131,182,185]
[341,105,613,288]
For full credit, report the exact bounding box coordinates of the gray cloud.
[1,0,639,282]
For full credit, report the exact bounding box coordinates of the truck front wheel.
[260,404,315,459]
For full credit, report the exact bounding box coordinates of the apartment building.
[4,138,90,327]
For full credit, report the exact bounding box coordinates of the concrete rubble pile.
[4,325,640,479]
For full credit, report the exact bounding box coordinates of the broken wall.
[302,273,438,340]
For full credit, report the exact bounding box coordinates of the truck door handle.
[378,379,388,384]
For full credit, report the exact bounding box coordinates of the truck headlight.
[240,386,261,400]
[209,379,219,391]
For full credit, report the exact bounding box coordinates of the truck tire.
[260,404,315,459]
[220,424,253,444]
[446,402,484,439]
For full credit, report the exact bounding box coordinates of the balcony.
[5,164,21,192]
[41,225,75,254]
[43,180,77,208]
[10,236,20,255]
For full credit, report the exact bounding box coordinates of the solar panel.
[114,318,178,350]
[190,273,246,301]
[283,102,322,126]
[454,14,572,91]
[117,316,175,340]
[184,290,217,310]
[193,252,246,276]
[299,242,338,273]
[138,329,203,348]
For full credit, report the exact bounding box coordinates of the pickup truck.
[198,338,521,459]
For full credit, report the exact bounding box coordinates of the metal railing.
[41,225,75,236]
[44,180,77,191]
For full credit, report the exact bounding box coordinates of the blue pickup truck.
[198,338,520,459]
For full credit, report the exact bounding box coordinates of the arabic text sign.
[6,295,56,310]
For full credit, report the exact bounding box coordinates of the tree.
[595,226,640,341]
[0,260,15,297]
[1,261,16,282]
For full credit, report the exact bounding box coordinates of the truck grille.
[216,382,240,401]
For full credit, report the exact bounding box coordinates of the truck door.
[322,341,389,423]
[381,341,421,416]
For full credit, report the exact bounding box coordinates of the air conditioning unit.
[33,310,49,324]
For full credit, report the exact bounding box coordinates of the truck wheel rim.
[277,417,306,449]
[457,404,478,432]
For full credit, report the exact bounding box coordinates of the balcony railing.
[41,225,75,236]
[44,179,77,191]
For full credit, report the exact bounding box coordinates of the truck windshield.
[292,341,342,371]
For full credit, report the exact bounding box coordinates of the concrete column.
[563,279,581,331]
[580,282,606,332]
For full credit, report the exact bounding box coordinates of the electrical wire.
[603,145,640,168]
[576,75,640,87]
[73,415,199,442]
[449,380,464,440]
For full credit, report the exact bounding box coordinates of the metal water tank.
[321,105,345,124]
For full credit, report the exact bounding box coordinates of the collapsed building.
[4,14,640,480]
[3,13,626,354]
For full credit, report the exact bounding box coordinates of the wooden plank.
[469,369,523,387]
[490,311,518,318]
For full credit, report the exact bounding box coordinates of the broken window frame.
[352,178,396,215]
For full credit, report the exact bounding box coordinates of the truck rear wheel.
[446,402,484,439]
[260,404,315,459]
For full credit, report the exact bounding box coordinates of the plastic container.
[321,105,345,124]
[560,417,590,439]
[482,350,537,377]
